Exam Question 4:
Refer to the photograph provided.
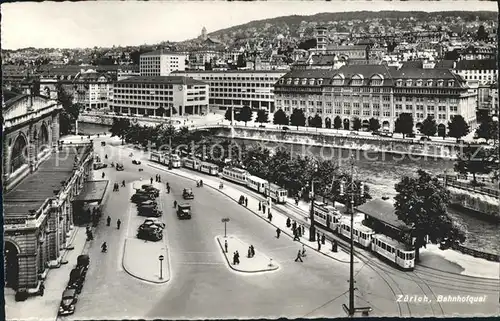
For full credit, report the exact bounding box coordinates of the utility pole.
[340,154,371,317]
[309,161,319,242]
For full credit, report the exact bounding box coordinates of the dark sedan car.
[132,160,142,165]
[58,289,78,316]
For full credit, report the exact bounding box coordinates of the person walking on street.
[298,226,302,237]
[321,234,326,245]
[250,245,255,257]
[292,221,297,231]
[235,251,240,264]
[224,240,228,253]
[268,212,273,221]
[258,202,261,211]
[233,252,237,265]
[117,219,121,229]
[247,247,252,258]
[317,240,322,251]
[106,216,111,226]
[295,249,303,262]
[122,180,126,187]
[174,200,177,208]
[276,228,281,238]
[150,177,153,184]
[102,172,105,179]
[245,197,248,207]
[286,217,291,228]
[293,229,300,241]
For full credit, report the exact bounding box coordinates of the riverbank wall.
[214,126,460,160]
[448,188,500,223]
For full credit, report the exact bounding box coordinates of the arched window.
[416,79,423,86]
[371,74,384,86]
[351,74,364,86]
[10,135,28,173]
[332,73,345,86]
[308,78,315,85]
[396,79,403,86]
[39,124,49,150]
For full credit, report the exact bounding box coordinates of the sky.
[1,0,497,50]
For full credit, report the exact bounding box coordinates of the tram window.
[381,243,386,250]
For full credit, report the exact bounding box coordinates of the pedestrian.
[250,245,255,257]
[293,229,300,241]
[245,197,248,207]
[158,175,161,183]
[106,216,111,226]
[122,180,125,187]
[117,219,121,229]
[322,234,326,245]
[317,240,321,251]
[317,232,320,241]
[233,252,237,265]
[276,228,281,238]
[224,240,228,253]
[262,204,266,214]
[150,177,153,184]
[235,251,240,264]
[247,247,252,258]
[286,217,291,228]
[298,226,302,237]
[102,172,105,179]
[167,186,170,194]
[295,197,299,206]
[302,225,305,235]
[295,249,303,262]
[258,202,261,211]
[268,212,273,221]
[292,221,297,231]
[39,282,45,296]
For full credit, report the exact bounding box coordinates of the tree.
[475,116,499,142]
[297,38,317,50]
[237,54,246,67]
[420,115,437,137]
[394,170,466,262]
[454,144,494,183]
[477,25,488,41]
[224,107,234,123]
[273,109,289,125]
[237,106,253,126]
[333,116,342,129]
[56,83,82,134]
[368,117,381,132]
[110,117,131,143]
[394,113,414,138]
[290,108,306,130]
[352,117,362,131]
[476,109,490,124]
[448,115,470,142]
[256,109,269,124]
[311,114,322,128]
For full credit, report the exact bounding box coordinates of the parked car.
[137,223,163,241]
[58,289,78,316]
[132,160,141,165]
[76,255,90,273]
[183,188,194,200]
[141,185,160,197]
[116,163,124,171]
[93,163,107,170]
[137,206,162,217]
[131,193,155,204]
[137,200,158,208]
[67,266,86,293]
[143,218,166,229]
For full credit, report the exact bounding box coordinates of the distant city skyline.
[2,1,497,50]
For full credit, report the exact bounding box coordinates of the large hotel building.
[140,50,187,76]
[274,64,476,134]
[174,70,287,113]
[110,76,209,116]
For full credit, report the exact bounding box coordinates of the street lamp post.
[158,255,164,280]
[340,154,370,317]
[221,218,230,238]
[309,162,319,242]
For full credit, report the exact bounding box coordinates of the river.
[79,122,499,254]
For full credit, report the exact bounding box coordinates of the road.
[64,136,498,319]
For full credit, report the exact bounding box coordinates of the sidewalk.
[216,235,279,273]
[148,163,356,264]
[4,227,88,321]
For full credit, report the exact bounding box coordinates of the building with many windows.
[140,50,187,76]
[274,65,476,134]
[110,76,209,116]
[453,59,498,85]
[173,70,287,113]
[73,71,113,110]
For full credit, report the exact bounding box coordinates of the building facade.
[453,59,498,85]
[3,91,94,293]
[140,50,187,76]
[174,70,286,113]
[110,76,209,116]
[73,71,113,110]
[274,65,476,134]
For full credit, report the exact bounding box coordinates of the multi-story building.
[140,50,187,76]
[453,59,498,85]
[174,70,287,113]
[2,88,96,295]
[458,45,497,60]
[73,71,113,110]
[110,76,208,116]
[274,65,476,135]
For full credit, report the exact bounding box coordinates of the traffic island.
[216,235,279,273]
[122,239,170,284]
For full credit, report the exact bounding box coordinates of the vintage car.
[177,203,192,219]
[182,188,194,200]
[137,206,162,217]
[76,255,90,273]
[141,184,160,197]
[67,266,86,294]
[131,192,155,203]
[116,163,124,171]
[93,163,107,170]
[137,223,163,241]
[137,200,158,208]
[132,160,142,165]
[143,218,165,229]
[58,289,78,316]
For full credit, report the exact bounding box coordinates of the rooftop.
[175,70,286,74]
[455,59,497,70]
[115,75,207,86]
[3,145,92,220]
[356,198,410,231]
[141,50,187,57]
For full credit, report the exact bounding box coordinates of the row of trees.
[55,84,84,135]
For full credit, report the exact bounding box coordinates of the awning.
[74,180,108,202]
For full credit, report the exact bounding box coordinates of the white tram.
[371,234,415,270]
[313,202,342,231]
[247,175,267,194]
[265,183,288,204]
[183,158,201,171]
[221,167,248,185]
[170,154,181,168]
[338,221,374,248]
[150,152,163,164]
[200,161,219,176]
